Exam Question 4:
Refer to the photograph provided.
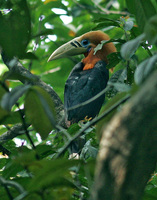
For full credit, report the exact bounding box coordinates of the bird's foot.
[84,116,92,122]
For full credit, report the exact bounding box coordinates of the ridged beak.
[48,37,87,62]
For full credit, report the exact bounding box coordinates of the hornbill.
[48,30,116,154]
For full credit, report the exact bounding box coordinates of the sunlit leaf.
[44,0,57,4]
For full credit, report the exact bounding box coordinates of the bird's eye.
[81,39,90,47]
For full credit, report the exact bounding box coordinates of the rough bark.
[91,70,157,200]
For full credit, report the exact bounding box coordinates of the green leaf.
[0,0,31,58]
[21,52,38,60]
[1,110,22,125]
[1,85,31,111]
[25,86,56,140]
[143,187,157,200]
[144,15,157,45]
[126,0,157,32]
[93,17,120,25]
[32,29,54,38]
[106,52,122,69]
[134,54,157,85]
[120,34,145,60]
[35,144,56,159]
[3,140,17,155]
[28,159,79,192]
[67,123,80,136]
[0,86,9,122]
[80,140,98,160]
[106,69,127,98]
[93,21,120,30]
[92,18,120,30]
[125,1,136,16]
[0,85,6,98]
[94,39,124,55]
[123,20,134,31]
[109,82,130,92]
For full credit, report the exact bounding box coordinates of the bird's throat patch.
[82,50,101,70]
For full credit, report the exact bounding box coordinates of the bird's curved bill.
[48,37,87,62]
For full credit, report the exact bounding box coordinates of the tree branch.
[0,124,26,144]
[0,53,65,145]
[91,70,157,200]
[55,95,130,158]
[1,53,64,123]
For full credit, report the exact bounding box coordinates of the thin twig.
[4,185,13,200]
[142,44,153,57]
[72,0,129,15]
[91,0,129,15]
[0,176,26,200]
[106,0,115,10]
[16,104,40,160]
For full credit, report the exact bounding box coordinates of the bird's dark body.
[64,60,109,123]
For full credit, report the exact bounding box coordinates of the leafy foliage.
[0,0,157,199]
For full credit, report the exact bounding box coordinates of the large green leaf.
[28,159,79,192]
[120,34,145,60]
[126,0,157,32]
[25,86,56,140]
[0,0,31,58]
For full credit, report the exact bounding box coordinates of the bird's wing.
[64,61,109,122]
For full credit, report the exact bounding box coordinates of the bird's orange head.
[79,31,116,70]
[48,30,116,71]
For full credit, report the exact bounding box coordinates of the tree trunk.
[91,71,157,200]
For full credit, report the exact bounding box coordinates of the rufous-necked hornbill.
[48,30,116,154]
